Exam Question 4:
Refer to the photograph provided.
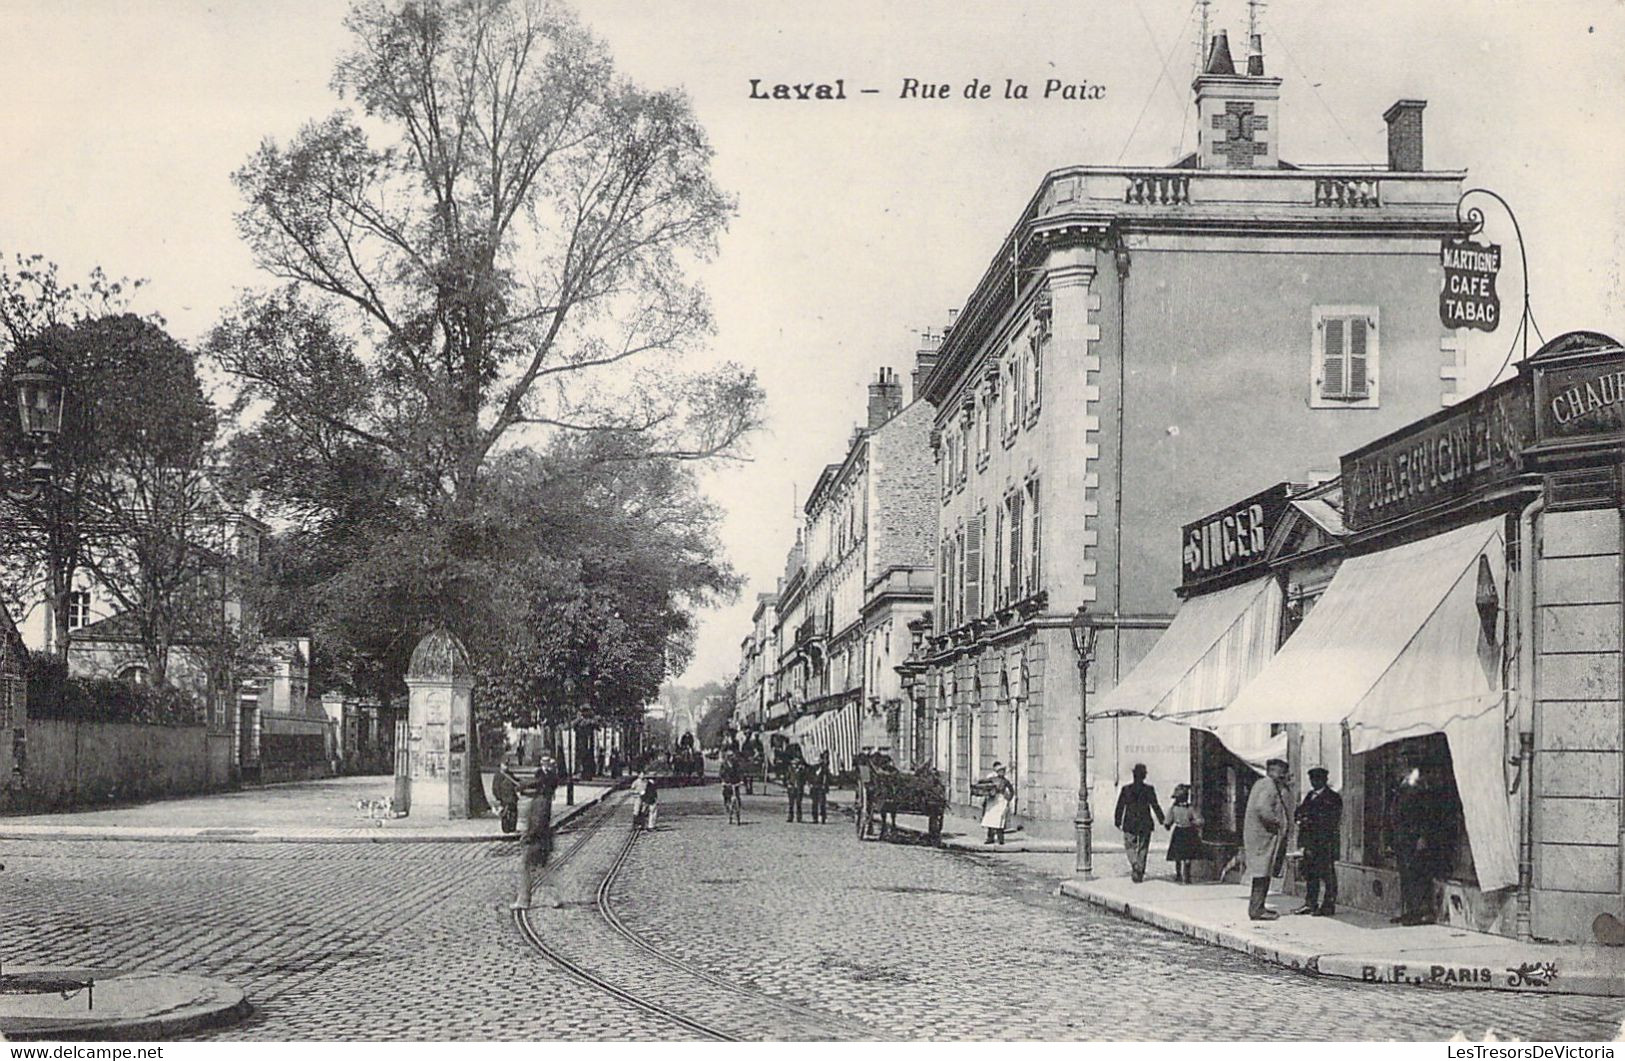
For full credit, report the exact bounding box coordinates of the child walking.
[1165,783,1204,883]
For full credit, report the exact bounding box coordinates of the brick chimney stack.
[868,366,905,429]
[1384,99,1426,172]
[912,330,942,403]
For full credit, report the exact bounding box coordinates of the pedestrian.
[980,763,1015,845]
[785,755,806,823]
[1243,757,1293,921]
[1113,763,1166,882]
[1293,765,1342,916]
[637,773,660,830]
[493,757,522,834]
[1389,760,1455,925]
[807,750,832,824]
[1164,783,1203,883]
[512,768,561,911]
[720,749,744,825]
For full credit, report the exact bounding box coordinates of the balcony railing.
[1314,176,1380,208]
[1040,165,1456,219]
[1124,173,1190,205]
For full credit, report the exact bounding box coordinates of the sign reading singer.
[1439,238,1502,332]
[1181,483,1291,588]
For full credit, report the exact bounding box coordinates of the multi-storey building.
[914,31,1470,825]
[751,367,936,761]
[734,591,779,731]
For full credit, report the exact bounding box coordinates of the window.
[992,503,1006,609]
[954,526,966,626]
[1003,359,1019,442]
[965,509,983,619]
[1005,489,1024,603]
[958,415,972,487]
[1312,306,1380,408]
[66,589,91,630]
[1029,331,1044,419]
[1025,478,1041,595]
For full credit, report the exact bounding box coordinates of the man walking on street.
[785,754,806,822]
[1113,763,1165,883]
[1293,765,1342,916]
[512,761,560,911]
[1244,757,1293,921]
[493,757,523,834]
[807,751,832,824]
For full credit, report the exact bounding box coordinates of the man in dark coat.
[492,758,522,834]
[1293,765,1343,916]
[785,754,806,823]
[807,750,832,824]
[1113,763,1166,883]
[512,766,560,911]
[1390,761,1457,925]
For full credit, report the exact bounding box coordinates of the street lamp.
[13,355,64,488]
[1069,605,1099,877]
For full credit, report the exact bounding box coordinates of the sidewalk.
[1060,875,1625,998]
[0,774,617,843]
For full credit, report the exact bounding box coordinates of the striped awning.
[795,700,862,773]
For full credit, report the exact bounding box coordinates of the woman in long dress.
[980,763,1015,845]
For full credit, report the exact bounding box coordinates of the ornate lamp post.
[12,355,65,491]
[1069,605,1099,877]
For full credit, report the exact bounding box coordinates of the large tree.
[214,0,760,520]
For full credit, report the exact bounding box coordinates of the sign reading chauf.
[1439,238,1502,331]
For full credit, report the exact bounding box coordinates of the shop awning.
[1215,516,1517,890]
[1093,575,1283,723]
[1214,517,1505,742]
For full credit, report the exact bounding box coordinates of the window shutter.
[1027,480,1041,594]
[1008,493,1023,602]
[1322,318,1346,398]
[1347,318,1370,398]
[1031,338,1043,414]
[965,513,982,618]
[992,504,1005,608]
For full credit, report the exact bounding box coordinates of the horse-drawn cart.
[855,767,947,841]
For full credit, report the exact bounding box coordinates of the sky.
[1,0,1621,688]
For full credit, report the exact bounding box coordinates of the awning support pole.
[1515,494,1544,942]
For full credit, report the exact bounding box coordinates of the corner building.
[915,33,1471,824]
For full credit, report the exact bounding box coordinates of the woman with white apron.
[980,763,1015,845]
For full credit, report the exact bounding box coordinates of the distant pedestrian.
[637,774,660,830]
[1293,765,1342,916]
[1164,783,1203,883]
[1244,758,1292,921]
[807,751,832,824]
[1113,764,1165,883]
[980,763,1015,845]
[493,758,523,834]
[512,772,560,911]
[785,756,806,823]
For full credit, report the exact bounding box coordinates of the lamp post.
[12,354,65,492]
[1069,605,1099,877]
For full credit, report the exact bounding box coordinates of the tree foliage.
[216,0,761,518]
[212,0,760,718]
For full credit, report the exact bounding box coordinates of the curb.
[0,783,626,846]
[1057,881,1625,998]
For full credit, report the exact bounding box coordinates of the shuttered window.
[1025,478,1041,595]
[1313,307,1380,407]
[992,503,1005,609]
[965,510,983,619]
[1007,491,1023,603]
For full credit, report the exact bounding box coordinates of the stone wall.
[3,719,234,812]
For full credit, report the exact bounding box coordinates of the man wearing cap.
[1113,763,1166,882]
[1243,757,1293,921]
[1293,765,1343,916]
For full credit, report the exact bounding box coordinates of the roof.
[405,628,475,682]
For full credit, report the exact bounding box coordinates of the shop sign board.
[1343,382,1533,531]
[1439,238,1502,332]
[1534,351,1625,443]
[1181,482,1293,587]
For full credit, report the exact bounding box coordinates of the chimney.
[1383,99,1426,172]
[1192,28,1281,170]
[867,366,904,429]
[912,329,942,403]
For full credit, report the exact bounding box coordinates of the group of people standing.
[779,745,833,823]
[1114,758,1349,923]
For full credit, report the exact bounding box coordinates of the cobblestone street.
[4,784,1622,1041]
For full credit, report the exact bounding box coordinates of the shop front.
[1212,331,1624,943]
